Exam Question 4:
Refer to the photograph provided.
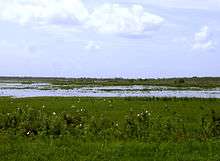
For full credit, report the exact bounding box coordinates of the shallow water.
[0,83,220,98]
[0,82,50,89]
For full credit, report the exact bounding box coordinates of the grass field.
[1,97,220,161]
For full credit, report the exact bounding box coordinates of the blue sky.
[0,0,219,78]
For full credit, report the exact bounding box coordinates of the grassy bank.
[1,97,220,160]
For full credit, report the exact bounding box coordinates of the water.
[0,82,50,89]
[0,83,220,98]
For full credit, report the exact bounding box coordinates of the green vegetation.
[1,76,220,88]
[1,97,220,160]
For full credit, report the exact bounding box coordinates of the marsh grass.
[1,97,220,160]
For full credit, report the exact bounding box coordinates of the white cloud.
[0,0,88,26]
[192,26,215,50]
[85,41,101,51]
[0,1,164,36]
[86,4,164,35]
[194,26,210,43]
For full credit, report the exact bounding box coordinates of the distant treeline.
[0,76,220,88]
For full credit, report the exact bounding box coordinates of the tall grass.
[1,97,220,160]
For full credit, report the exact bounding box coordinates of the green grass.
[1,97,220,160]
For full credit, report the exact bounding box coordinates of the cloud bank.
[86,4,164,35]
[0,0,88,26]
[0,0,164,36]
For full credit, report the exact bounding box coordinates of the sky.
[0,0,220,78]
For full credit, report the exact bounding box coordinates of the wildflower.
[7,113,10,116]
[53,112,56,115]
[103,99,106,102]
[27,131,31,135]
[145,110,148,114]
[81,109,83,112]
[116,123,119,127]
[137,114,140,117]
[42,105,45,108]
[79,124,82,127]
[71,105,76,108]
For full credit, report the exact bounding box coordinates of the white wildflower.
[53,112,56,115]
